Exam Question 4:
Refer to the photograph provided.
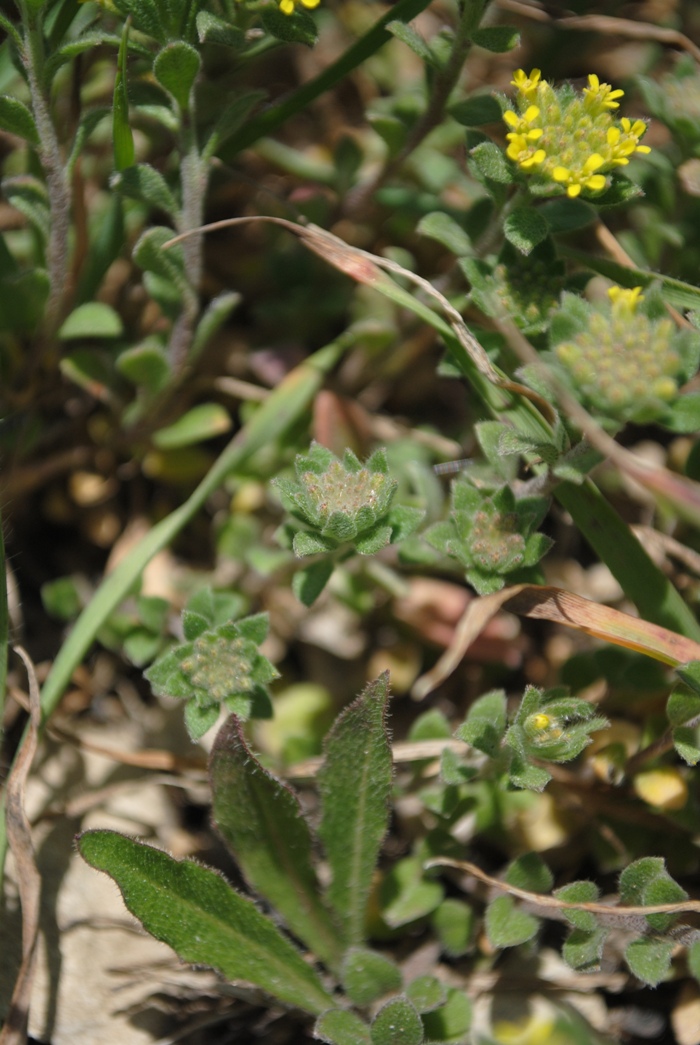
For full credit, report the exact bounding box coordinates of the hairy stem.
[170,110,206,369]
[344,0,485,215]
[20,5,71,333]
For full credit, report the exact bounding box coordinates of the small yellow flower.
[278,0,319,13]
[511,68,542,102]
[608,285,644,311]
[552,153,606,198]
[583,73,625,113]
[506,135,546,169]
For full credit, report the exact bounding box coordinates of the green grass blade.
[555,479,700,640]
[559,246,700,311]
[220,0,434,159]
[78,830,335,1015]
[0,506,7,749]
[317,673,393,947]
[210,717,343,973]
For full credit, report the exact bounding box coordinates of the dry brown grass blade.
[427,856,700,921]
[166,217,556,422]
[0,649,43,1045]
[497,0,700,64]
[411,583,700,699]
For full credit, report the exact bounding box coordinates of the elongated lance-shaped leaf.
[317,673,393,947]
[556,479,700,641]
[78,830,335,1015]
[210,717,343,972]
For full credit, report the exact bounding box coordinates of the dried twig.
[0,648,43,1045]
[428,855,700,920]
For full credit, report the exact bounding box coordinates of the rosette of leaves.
[425,474,552,595]
[144,587,279,739]
[543,286,700,428]
[273,443,424,605]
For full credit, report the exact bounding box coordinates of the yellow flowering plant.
[6,0,700,1039]
[502,68,651,199]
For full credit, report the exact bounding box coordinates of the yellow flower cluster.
[278,0,319,14]
[504,69,651,198]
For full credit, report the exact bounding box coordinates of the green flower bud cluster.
[463,243,564,335]
[425,476,552,595]
[550,286,700,424]
[145,596,279,740]
[503,69,650,199]
[274,442,424,558]
[505,686,609,790]
[639,57,700,143]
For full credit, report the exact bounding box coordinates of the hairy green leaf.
[210,717,342,971]
[318,673,393,945]
[77,830,334,1014]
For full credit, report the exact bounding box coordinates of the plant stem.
[20,3,71,334]
[344,0,483,215]
[170,110,206,370]
[220,0,434,159]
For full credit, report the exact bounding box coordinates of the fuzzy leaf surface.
[317,673,393,945]
[210,717,342,971]
[315,1009,372,1045]
[77,830,334,1014]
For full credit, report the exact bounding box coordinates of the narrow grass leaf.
[77,830,334,1014]
[317,672,393,946]
[210,717,342,972]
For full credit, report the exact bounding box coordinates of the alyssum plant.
[78,666,700,1044]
